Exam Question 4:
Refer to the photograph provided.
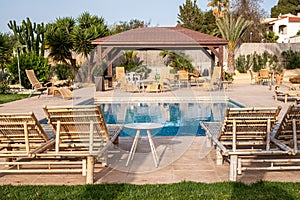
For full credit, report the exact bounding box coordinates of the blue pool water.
[101,100,241,137]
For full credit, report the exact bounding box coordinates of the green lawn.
[0,94,29,104]
[0,181,299,199]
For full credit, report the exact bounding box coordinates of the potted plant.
[93,65,105,91]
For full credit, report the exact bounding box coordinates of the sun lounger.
[43,105,123,183]
[201,106,292,181]
[25,69,52,97]
[0,112,55,157]
[0,111,121,184]
[145,83,162,93]
[274,85,300,103]
[57,87,73,99]
[202,67,221,90]
[177,70,190,87]
[0,113,85,178]
[273,104,300,153]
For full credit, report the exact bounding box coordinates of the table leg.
[147,129,159,167]
[126,129,140,167]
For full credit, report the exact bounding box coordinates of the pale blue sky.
[1,0,278,33]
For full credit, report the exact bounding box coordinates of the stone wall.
[235,43,300,59]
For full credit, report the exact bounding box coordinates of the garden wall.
[235,43,300,60]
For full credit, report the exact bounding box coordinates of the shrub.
[235,55,251,73]
[6,51,51,89]
[0,71,11,94]
[235,51,280,73]
[53,64,74,80]
[224,71,234,82]
[281,49,300,69]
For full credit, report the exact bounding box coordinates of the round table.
[124,123,163,167]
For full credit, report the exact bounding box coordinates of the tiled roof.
[289,17,300,22]
[92,27,228,46]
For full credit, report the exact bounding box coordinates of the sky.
[1,0,278,33]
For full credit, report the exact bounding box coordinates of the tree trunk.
[227,43,235,74]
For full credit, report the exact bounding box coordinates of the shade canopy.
[91,27,228,84]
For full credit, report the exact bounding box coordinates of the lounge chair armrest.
[29,138,56,156]
[44,82,52,86]
[211,136,228,155]
[32,82,41,87]
[271,138,294,154]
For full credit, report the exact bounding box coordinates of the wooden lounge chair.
[0,112,55,158]
[25,69,52,97]
[249,69,259,84]
[0,113,85,178]
[201,106,290,181]
[273,104,300,153]
[258,69,271,85]
[114,66,125,89]
[43,105,123,183]
[57,87,73,99]
[275,69,285,85]
[202,67,221,90]
[177,70,190,87]
[274,85,300,103]
[145,83,162,93]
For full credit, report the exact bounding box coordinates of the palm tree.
[207,0,230,18]
[73,12,109,58]
[216,14,253,74]
[120,50,142,72]
[159,50,194,72]
[45,17,76,73]
[45,13,110,78]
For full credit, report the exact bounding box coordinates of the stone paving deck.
[0,73,300,185]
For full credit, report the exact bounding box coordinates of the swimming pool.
[101,100,241,137]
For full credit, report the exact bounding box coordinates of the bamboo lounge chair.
[177,70,190,87]
[0,112,61,175]
[0,112,108,184]
[0,112,55,157]
[57,87,73,99]
[202,67,221,90]
[114,66,125,89]
[25,69,52,97]
[201,106,290,181]
[43,105,123,183]
[273,104,300,153]
[274,85,300,103]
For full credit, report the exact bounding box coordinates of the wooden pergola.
[92,27,228,87]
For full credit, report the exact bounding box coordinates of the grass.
[0,181,300,199]
[0,94,30,104]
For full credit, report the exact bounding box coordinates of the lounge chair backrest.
[177,70,189,80]
[115,67,125,81]
[25,70,43,89]
[259,69,269,79]
[0,112,50,153]
[43,105,110,152]
[220,107,281,150]
[211,67,221,83]
[249,70,257,79]
[275,105,300,149]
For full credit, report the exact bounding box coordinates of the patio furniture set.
[250,69,285,86]
[114,66,223,93]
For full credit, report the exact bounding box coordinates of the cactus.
[8,18,46,56]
